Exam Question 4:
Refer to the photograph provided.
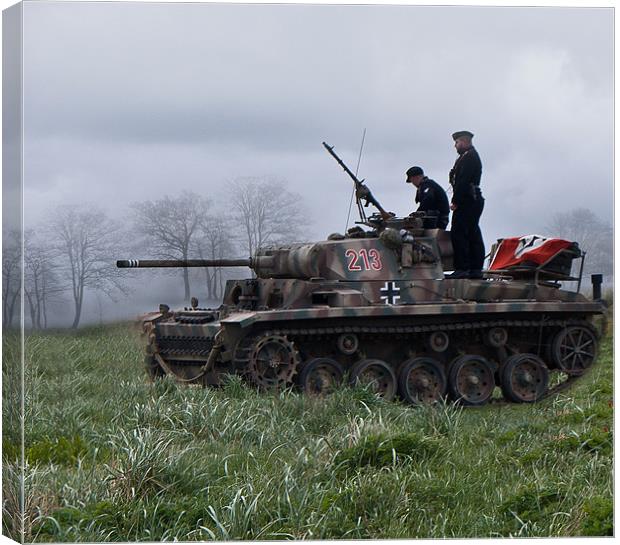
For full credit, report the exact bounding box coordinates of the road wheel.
[550,325,598,376]
[448,355,495,406]
[297,357,344,395]
[350,358,397,401]
[500,353,549,403]
[398,356,447,405]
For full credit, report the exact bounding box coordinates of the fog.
[5,2,613,326]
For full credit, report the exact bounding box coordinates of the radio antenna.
[345,128,366,232]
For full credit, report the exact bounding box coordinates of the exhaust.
[591,274,603,301]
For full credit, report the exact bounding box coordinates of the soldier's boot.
[446,270,469,279]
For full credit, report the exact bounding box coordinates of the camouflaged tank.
[117,212,607,406]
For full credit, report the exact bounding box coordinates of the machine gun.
[322,142,394,225]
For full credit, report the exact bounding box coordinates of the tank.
[117,211,607,406]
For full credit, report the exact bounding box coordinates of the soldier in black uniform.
[406,166,450,229]
[448,130,485,279]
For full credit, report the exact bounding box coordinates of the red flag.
[489,235,573,270]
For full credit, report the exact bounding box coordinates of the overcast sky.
[12,1,615,322]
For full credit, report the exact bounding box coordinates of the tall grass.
[2,323,613,541]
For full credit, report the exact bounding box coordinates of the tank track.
[149,316,600,405]
[238,316,598,405]
[262,317,570,336]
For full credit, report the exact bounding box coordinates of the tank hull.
[143,279,605,405]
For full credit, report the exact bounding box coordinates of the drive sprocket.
[246,333,300,390]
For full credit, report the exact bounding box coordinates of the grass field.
[2,322,613,541]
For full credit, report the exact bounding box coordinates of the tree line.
[2,191,612,330]
[543,208,613,280]
[3,178,309,329]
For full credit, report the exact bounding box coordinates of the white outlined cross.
[379,281,400,305]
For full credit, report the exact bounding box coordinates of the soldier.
[448,130,485,279]
[406,166,450,229]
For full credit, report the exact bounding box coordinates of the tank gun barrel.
[117,247,315,279]
[117,259,252,268]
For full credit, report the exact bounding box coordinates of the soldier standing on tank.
[406,166,450,229]
[448,130,485,279]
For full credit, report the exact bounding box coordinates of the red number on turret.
[346,249,362,271]
[346,248,383,271]
[359,248,371,270]
[369,249,383,270]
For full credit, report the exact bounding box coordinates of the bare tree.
[2,229,21,329]
[50,205,128,328]
[544,208,613,278]
[131,191,212,303]
[229,177,309,257]
[195,214,236,300]
[24,230,65,329]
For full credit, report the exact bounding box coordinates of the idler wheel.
[248,333,300,390]
[500,353,549,403]
[550,326,598,376]
[350,358,397,401]
[298,357,344,395]
[448,355,495,406]
[427,331,450,353]
[337,333,359,355]
[398,357,447,405]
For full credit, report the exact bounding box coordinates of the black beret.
[406,166,424,177]
[452,130,474,140]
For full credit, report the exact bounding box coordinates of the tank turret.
[119,220,441,281]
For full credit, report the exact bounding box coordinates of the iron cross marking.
[380,281,400,305]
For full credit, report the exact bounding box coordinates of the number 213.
[345,248,383,271]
